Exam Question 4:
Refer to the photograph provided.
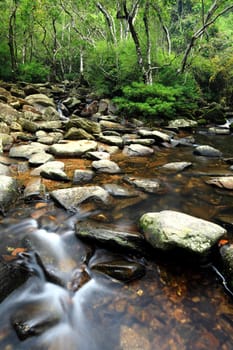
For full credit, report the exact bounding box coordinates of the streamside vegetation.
[0,0,233,121]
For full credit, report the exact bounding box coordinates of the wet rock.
[206,176,233,190]
[138,129,170,143]
[0,260,30,302]
[89,254,145,282]
[123,176,162,194]
[0,175,18,213]
[193,145,222,157]
[103,184,139,198]
[73,169,95,184]
[66,116,101,135]
[167,118,198,129]
[92,159,121,174]
[48,140,97,157]
[123,144,154,157]
[31,161,69,181]
[160,161,192,172]
[208,127,230,135]
[9,142,49,159]
[51,186,111,211]
[28,152,55,167]
[68,265,91,292]
[64,127,95,140]
[75,220,145,252]
[87,151,110,160]
[139,210,226,254]
[0,163,11,175]
[98,134,123,147]
[23,177,47,201]
[219,243,233,289]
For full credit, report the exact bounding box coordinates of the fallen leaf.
[11,247,27,256]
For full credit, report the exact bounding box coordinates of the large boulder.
[139,210,226,254]
[48,140,97,157]
[25,94,55,112]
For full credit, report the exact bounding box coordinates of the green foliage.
[0,44,13,81]
[18,61,49,83]
[85,40,140,96]
[113,80,200,120]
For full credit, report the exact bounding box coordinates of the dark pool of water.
[0,130,233,350]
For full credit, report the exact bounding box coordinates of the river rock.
[98,134,123,147]
[48,140,97,157]
[89,254,145,282]
[160,161,192,172]
[193,145,222,157]
[167,118,198,129]
[75,220,145,252]
[205,176,233,190]
[87,151,110,160]
[0,163,11,175]
[64,127,94,140]
[51,186,111,211]
[23,177,46,201]
[123,176,162,194]
[124,138,155,146]
[0,122,10,134]
[9,142,49,159]
[0,175,18,213]
[139,210,226,254]
[73,169,95,184]
[0,102,22,124]
[208,127,230,135]
[66,116,101,135]
[25,93,55,112]
[31,161,69,181]
[103,184,139,197]
[219,243,233,289]
[19,117,39,133]
[0,133,14,150]
[138,129,170,143]
[92,159,121,174]
[0,260,30,303]
[123,144,154,157]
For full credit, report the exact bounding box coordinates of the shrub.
[18,61,49,82]
[113,80,200,121]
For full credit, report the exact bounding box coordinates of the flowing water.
[1,129,233,349]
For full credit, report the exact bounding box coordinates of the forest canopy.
[0,0,233,109]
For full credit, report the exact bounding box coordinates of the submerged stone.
[205,176,233,190]
[139,210,226,254]
[193,145,222,157]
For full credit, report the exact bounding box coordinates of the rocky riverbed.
[1,81,233,349]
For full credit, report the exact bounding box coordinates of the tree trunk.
[8,1,18,79]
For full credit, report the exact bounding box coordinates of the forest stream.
[0,128,233,350]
